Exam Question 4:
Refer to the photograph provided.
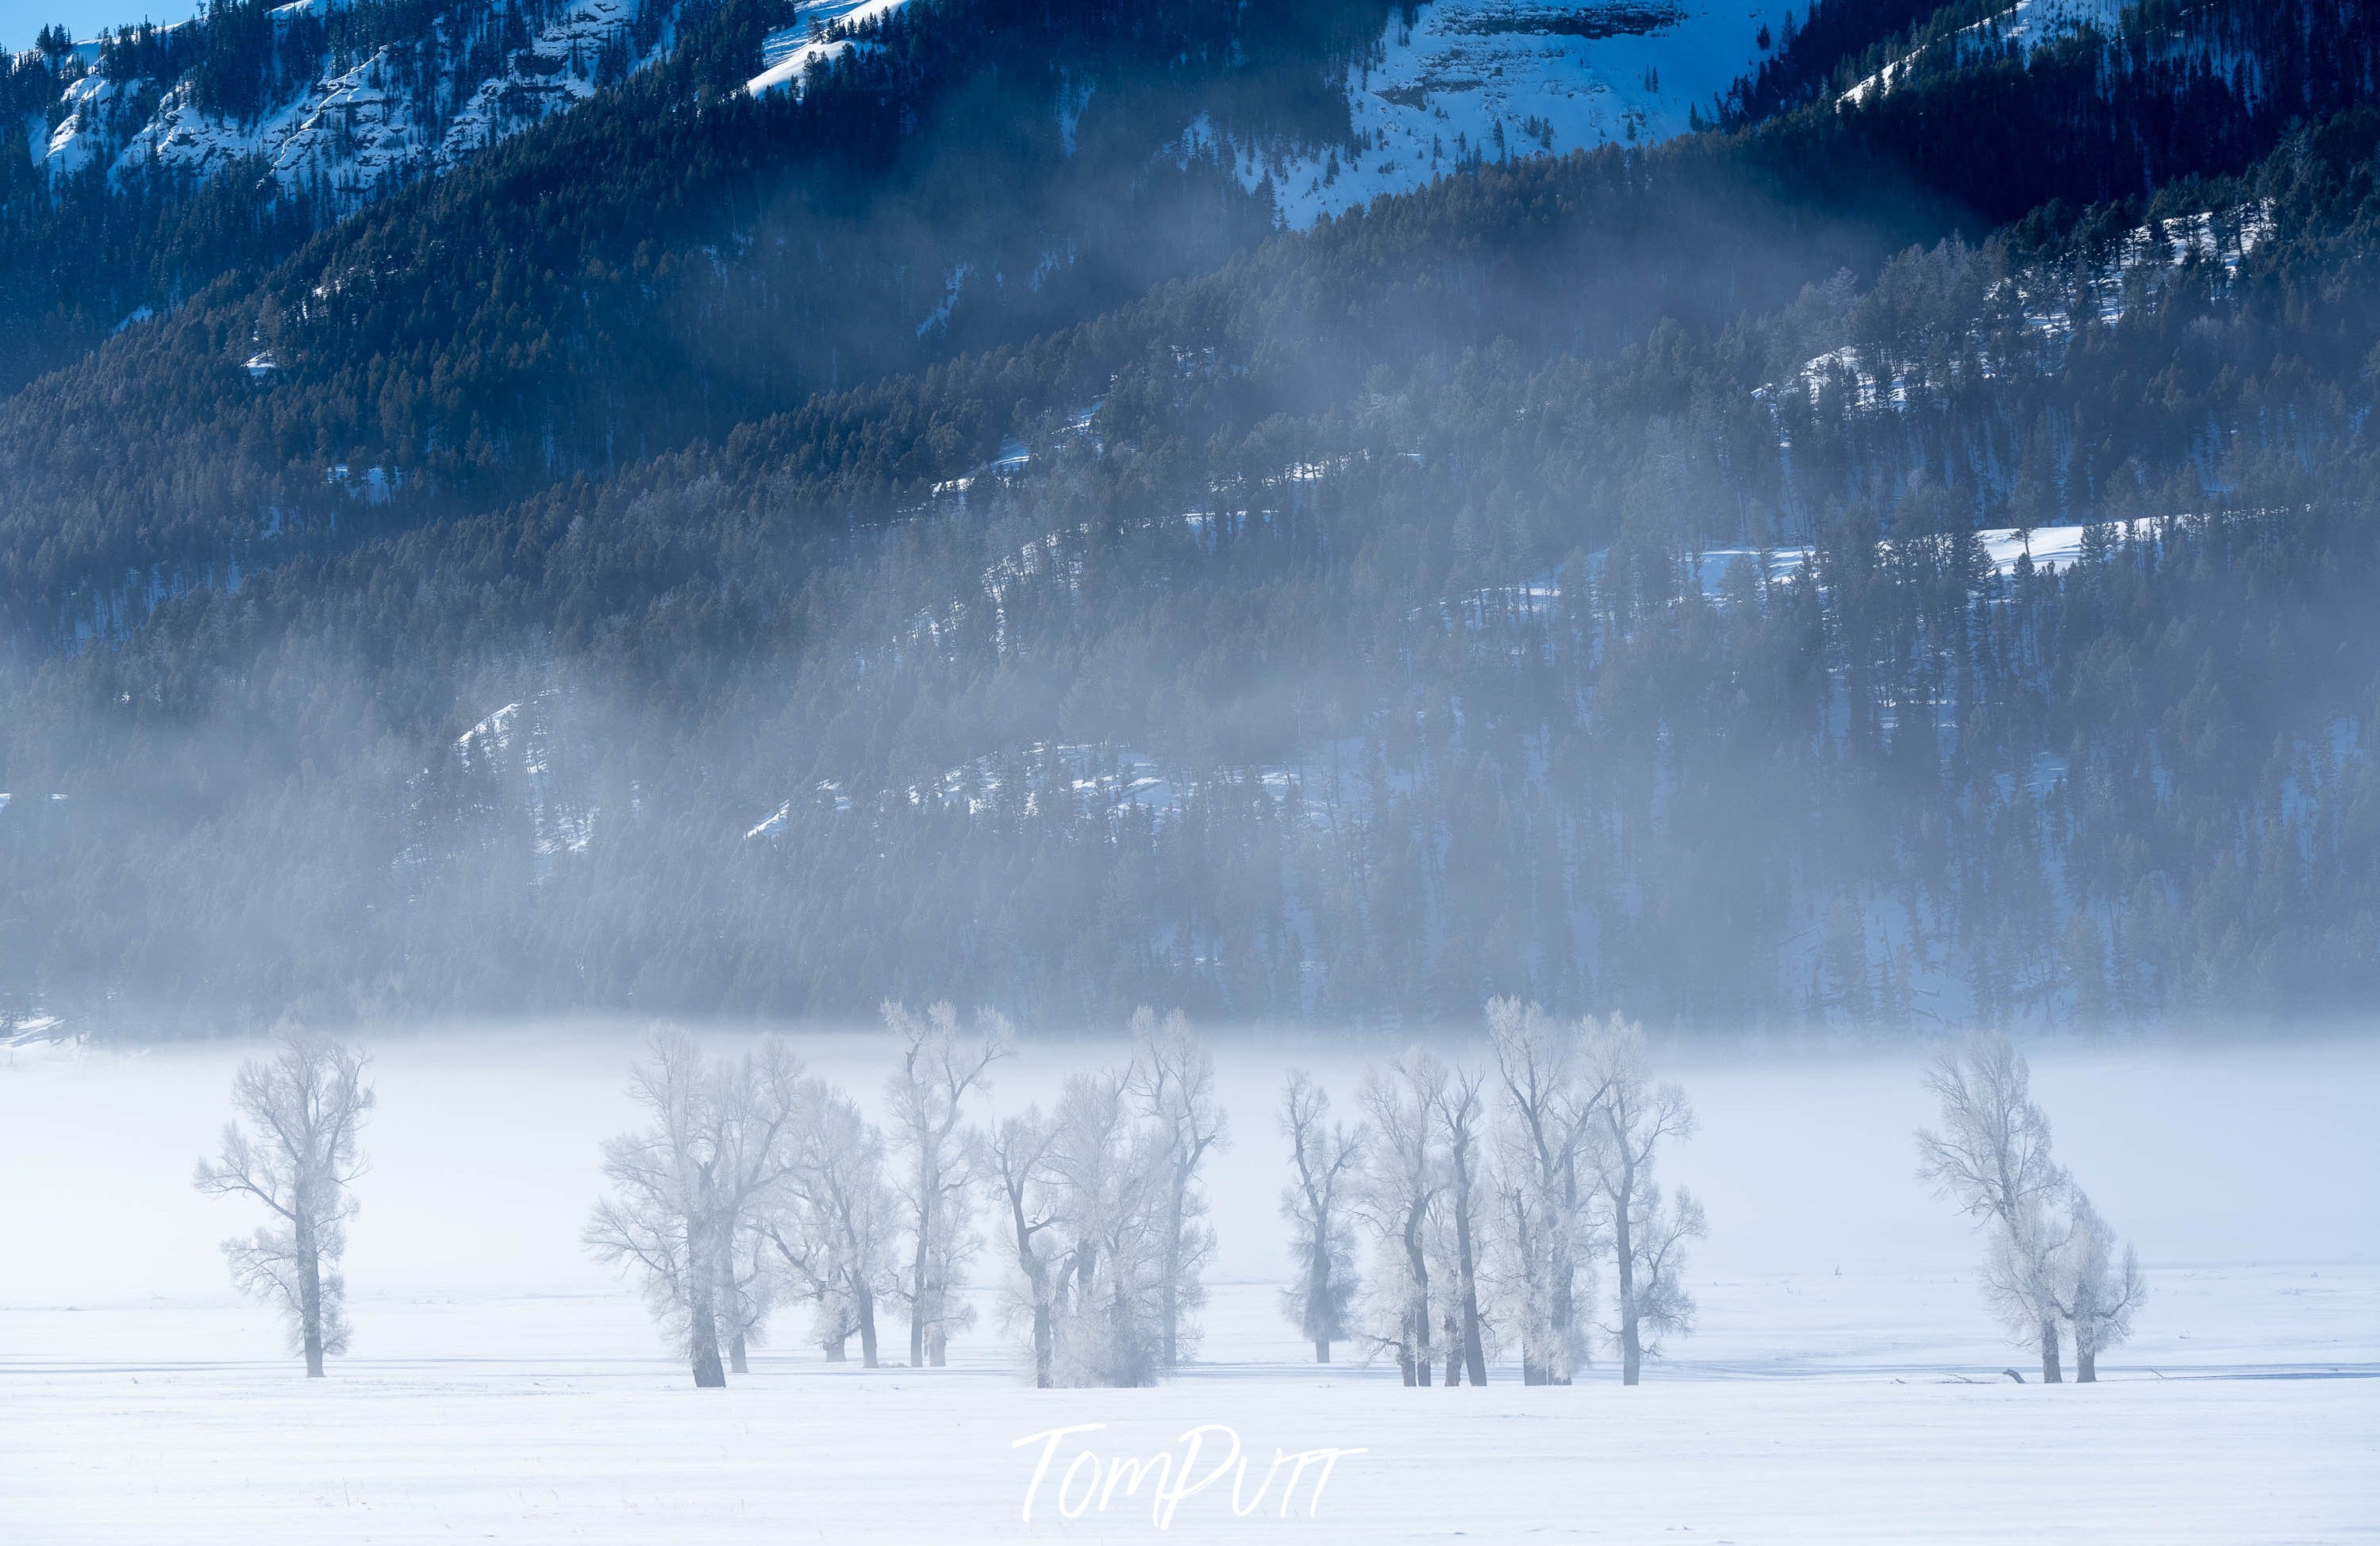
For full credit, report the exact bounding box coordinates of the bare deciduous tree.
[979,1108,1064,1387]
[883,1000,1008,1367]
[1045,1068,1170,1386]
[1130,1006,1228,1369]
[194,1029,375,1379]
[1586,1016,1702,1386]
[2052,1188,2147,1383]
[768,1080,898,1368]
[1425,1055,1493,1386]
[1486,998,1605,1384]
[1278,1070,1365,1363]
[584,1030,806,1387]
[1915,1032,2070,1382]
[1354,1055,1442,1386]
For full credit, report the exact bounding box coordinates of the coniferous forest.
[4,0,2379,1036]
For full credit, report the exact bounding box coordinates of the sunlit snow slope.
[1225,0,1798,226]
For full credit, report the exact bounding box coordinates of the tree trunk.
[1112,1273,1146,1386]
[297,1216,326,1379]
[1512,1199,1546,1386]
[1548,1238,1575,1386]
[825,1333,848,1363]
[2038,1316,2063,1384]
[689,1174,726,1387]
[1450,1159,1489,1386]
[856,1283,880,1369]
[929,1328,947,1367]
[1162,1174,1187,1368]
[1308,1236,1332,1364]
[909,1233,931,1367]
[1032,1299,1054,1389]
[1615,1162,1641,1386]
[1444,1316,1461,1386]
[1405,1217,1433,1388]
[2077,1343,2097,1383]
[721,1253,748,1375]
[688,1294,727,1388]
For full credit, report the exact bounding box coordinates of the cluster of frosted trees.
[1917,1033,2148,1383]
[586,1004,1227,1388]
[979,1008,1228,1387]
[1278,1001,1705,1386]
[583,1002,1014,1386]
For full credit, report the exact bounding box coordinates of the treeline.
[0,0,1396,639]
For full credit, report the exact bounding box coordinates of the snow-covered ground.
[3,1029,2374,1540]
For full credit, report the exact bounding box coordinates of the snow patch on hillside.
[745,0,905,98]
[41,70,141,179]
[1219,0,1797,229]
[409,693,596,874]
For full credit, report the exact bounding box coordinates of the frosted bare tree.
[1044,1068,1170,1386]
[978,1107,1063,1386]
[1129,1006,1228,1368]
[1981,1196,2074,1382]
[1425,1055,1493,1386]
[193,1029,375,1379]
[2051,1188,2146,1383]
[1915,1032,2071,1382]
[716,1224,778,1375]
[1585,1016,1704,1385]
[1487,998,1606,1384]
[883,1000,1009,1367]
[584,1031,807,1387]
[1354,1054,1443,1386]
[767,1080,898,1367]
[1278,1071,1365,1363]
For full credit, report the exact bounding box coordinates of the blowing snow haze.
[2,0,2378,1039]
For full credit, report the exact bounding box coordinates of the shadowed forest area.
[3,0,2378,1036]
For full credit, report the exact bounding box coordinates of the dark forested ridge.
[0,0,1398,644]
[3,0,2377,1037]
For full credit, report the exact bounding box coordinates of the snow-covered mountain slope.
[33,0,676,208]
[1213,0,1798,227]
[744,0,905,98]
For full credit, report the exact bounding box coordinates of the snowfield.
[3,1029,2374,1541]
[745,0,908,98]
[1231,0,1800,227]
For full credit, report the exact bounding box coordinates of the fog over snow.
[2,1025,2373,1540]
